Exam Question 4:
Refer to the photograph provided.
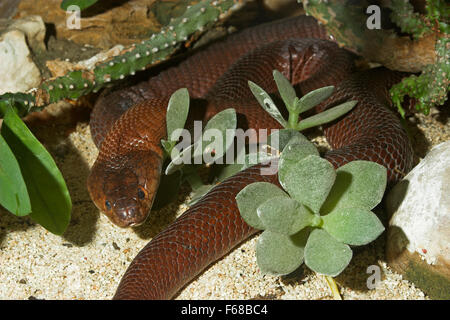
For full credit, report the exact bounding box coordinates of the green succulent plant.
[159,70,357,205]
[248,70,357,131]
[235,135,387,277]
[232,69,387,292]
[159,88,238,203]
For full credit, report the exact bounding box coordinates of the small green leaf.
[282,155,335,213]
[278,138,319,188]
[267,129,308,152]
[165,141,199,175]
[166,88,190,143]
[321,161,387,215]
[61,0,98,11]
[248,81,287,128]
[1,109,71,235]
[152,170,182,210]
[296,100,357,131]
[193,108,236,163]
[304,229,352,277]
[322,207,385,246]
[161,139,176,155]
[241,152,277,171]
[297,86,334,114]
[0,134,31,216]
[0,93,34,117]
[256,229,308,276]
[236,182,289,230]
[257,196,315,235]
[219,151,276,179]
[273,70,297,110]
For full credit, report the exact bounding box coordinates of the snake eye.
[137,188,146,200]
[105,200,112,210]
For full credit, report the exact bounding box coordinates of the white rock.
[0,29,41,94]
[5,15,46,51]
[385,141,450,298]
[386,141,450,264]
[0,15,45,95]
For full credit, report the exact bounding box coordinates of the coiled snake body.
[87,16,414,299]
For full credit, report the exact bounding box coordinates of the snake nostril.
[116,206,141,224]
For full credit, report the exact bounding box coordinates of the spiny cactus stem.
[0,0,246,117]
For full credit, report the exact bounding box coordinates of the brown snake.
[86,15,414,299]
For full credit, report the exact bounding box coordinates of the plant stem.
[287,111,299,129]
[324,275,342,300]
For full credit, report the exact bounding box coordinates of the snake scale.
[86,15,414,299]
